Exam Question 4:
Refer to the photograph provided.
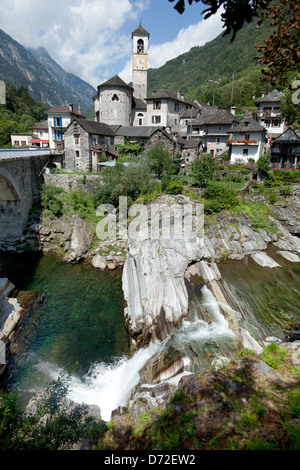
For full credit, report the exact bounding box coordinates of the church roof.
[97,75,133,91]
[131,23,150,38]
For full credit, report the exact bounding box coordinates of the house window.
[218,126,222,131]
[243,149,249,156]
[216,137,221,143]
[272,119,281,127]
[76,151,80,158]
[14,141,20,146]
[54,117,62,127]
[174,103,179,112]
[112,94,119,101]
[175,118,177,125]
[152,115,161,124]
[245,134,250,140]
[153,101,161,110]
[245,122,249,127]
[74,134,80,144]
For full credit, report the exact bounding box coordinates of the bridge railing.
[0,148,51,160]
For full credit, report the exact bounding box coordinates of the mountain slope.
[147,18,275,106]
[0,29,96,111]
[28,47,96,112]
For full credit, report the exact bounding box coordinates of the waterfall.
[46,341,164,422]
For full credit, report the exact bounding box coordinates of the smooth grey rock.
[277,251,300,262]
[91,254,107,270]
[251,251,281,268]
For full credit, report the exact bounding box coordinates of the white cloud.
[0,0,150,88]
[120,9,224,83]
[0,0,223,90]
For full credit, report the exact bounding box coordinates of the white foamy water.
[34,341,163,422]
[29,287,234,422]
[175,285,235,343]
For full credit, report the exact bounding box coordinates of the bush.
[40,184,65,218]
[280,187,292,197]
[63,190,95,220]
[264,172,281,188]
[93,159,152,208]
[165,180,183,195]
[281,170,299,183]
[203,181,240,212]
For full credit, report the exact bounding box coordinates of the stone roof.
[180,108,201,120]
[182,138,202,149]
[64,118,115,136]
[132,97,147,109]
[97,75,133,91]
[255,89,284,103]
[45,105,83,116]
[231,117,265,133]
[33,119,49,129]
[145,89,192,105]
[131,23,150,38]
[115,126,160,138]
[192,107,239,126]
[273,128,300,144]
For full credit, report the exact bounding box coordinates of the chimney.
[69,103,73,113]
[230,106,236,116]
[181,93,185,101]
[177,91,181,100]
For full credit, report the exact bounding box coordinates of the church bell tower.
[132,23,149,100]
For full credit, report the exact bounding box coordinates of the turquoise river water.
[0,248,299,421]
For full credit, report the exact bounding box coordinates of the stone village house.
[31,23,298,173]
[64,118,115,173]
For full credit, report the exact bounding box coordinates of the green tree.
[147,145,173,178]
[257,155,270,177]
[0,375,104,450]
[190,154,217,188]
[93,157,152,208]
[168,0,300,84]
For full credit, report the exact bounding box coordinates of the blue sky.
[0,0,224,89]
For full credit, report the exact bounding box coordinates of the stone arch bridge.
[0,149,50,241]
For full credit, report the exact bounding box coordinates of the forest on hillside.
[0,84,47,147]
[146,17,296,114]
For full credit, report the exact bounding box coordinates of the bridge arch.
[0,168,22,202]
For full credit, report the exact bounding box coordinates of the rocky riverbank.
[0,278,42,379]
[102,340,300,450]
[123,189,300,348]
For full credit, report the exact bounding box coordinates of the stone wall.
[144,131,175,156]
[64,127,92,173]
[43,173,103,194]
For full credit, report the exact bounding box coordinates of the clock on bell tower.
[132,23,149,100]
